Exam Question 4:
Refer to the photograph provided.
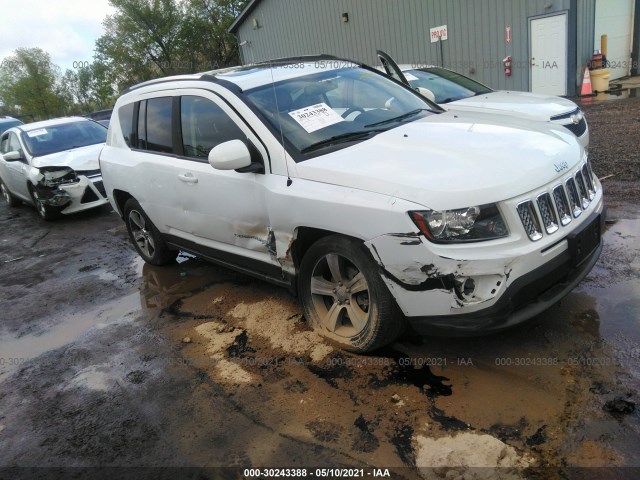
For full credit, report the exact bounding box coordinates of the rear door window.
[145,97,174,154]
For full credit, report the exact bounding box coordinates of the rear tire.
[298,235,405,353]
[124,198,176,266]
[0,180,21,207]
[28,185,62,221]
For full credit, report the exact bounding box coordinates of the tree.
[179,0,247,71]
[95,0,185,90]
[60,63,116,114]
[0,48,66,120]
[95,0,247,91]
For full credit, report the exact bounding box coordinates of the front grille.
[517,162,597,241]
[550,108,580,121]
[551,108,587,137]
[77,169,102,178]
[562,117,587,137]
[93,180,106,197]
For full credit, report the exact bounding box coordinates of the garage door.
[594,0,634,80]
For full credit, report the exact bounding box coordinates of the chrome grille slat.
[582,164,595,199]
[575,171,590,209]
[517,201,543,241]
[536,193,559,234]
[552,185,572,226]
[565,178,582,218]
[586,159,597,191]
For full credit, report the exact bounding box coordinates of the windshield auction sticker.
[288,103,344,133]
[26,128,48,137]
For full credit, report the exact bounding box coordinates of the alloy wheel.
[129,209,156,258]
[310,253,371,337]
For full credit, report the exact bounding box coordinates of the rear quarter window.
[118,103,135,147]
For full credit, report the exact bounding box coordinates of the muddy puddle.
[132,217,638,477]
[1,205,638,477]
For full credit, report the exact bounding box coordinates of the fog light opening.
[455,277,477,301]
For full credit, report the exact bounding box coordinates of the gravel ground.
[577,95,640,205]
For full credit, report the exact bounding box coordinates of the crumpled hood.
[31,143,104,171]
[445,91,579,121]
[294,111,583,211]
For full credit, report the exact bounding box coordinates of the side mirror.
[208,140,252,171]
[3,150,24,162]
[416,87,436,103]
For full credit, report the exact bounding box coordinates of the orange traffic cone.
[581,67,593,96]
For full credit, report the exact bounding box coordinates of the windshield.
[405,68,493,103]
[0,120,23,135]
[245,66,435,156]
[21,121,107,157]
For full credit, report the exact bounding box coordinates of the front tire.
[28,185,61,221]
[1,180,21,207]
[298,235,405,352]
[124,198,176,266]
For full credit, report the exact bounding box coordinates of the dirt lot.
[0,96,639,480]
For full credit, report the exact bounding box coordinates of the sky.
[0,0,115,72]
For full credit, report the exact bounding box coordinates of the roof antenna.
[268,60,292,186]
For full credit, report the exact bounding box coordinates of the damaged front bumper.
[35,175,109,214]
[365,203,604,336]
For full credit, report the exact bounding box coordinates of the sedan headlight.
[409,204,508,243]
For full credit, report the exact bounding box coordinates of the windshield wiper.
[300,130,379,154]
[364,108,429,128]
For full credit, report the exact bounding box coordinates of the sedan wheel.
[299,235,405,352]
[1,180,20,207]
[28,185,60,220]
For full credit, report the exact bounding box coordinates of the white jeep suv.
[100,56,604,352]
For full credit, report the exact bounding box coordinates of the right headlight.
[409,204,508,243]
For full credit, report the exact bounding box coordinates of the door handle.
[178,172,198,184]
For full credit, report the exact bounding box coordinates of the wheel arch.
[287,226,373,296]
[112,189,133,218]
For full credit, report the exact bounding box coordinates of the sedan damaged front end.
[30,166,108,214]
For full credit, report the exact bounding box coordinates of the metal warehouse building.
[230,0,640,97]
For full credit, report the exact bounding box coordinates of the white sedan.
[0,117,109,220]
[377,50,589,148]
